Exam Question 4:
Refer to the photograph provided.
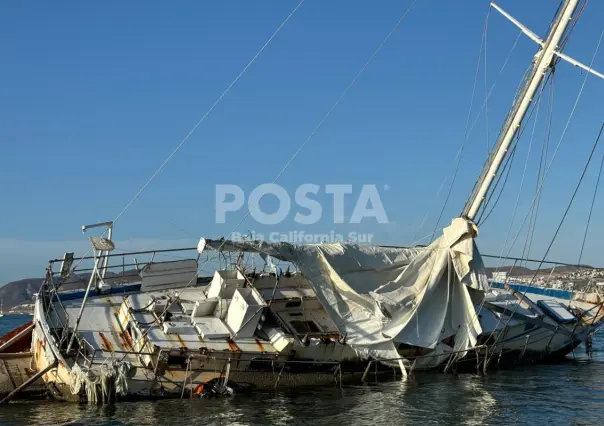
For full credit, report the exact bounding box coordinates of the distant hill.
[485,264,595,277]
[0,270,140,310]
[0,278,45,310]
[1,263,597,310]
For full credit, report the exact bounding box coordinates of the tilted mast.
[462,0,581,221]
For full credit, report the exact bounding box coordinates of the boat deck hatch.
[537,300,577,324]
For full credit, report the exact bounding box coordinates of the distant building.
[492,272,507,282]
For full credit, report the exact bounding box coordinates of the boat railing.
[47,247,202,287]
[73,337,97,369]
[39,271,74,347]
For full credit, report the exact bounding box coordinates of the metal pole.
[463,0,580,220]
[0,361,57,405]
[66,249,101,353]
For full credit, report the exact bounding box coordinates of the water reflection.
[1,337,604,426]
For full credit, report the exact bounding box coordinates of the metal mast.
[462,0,580,221]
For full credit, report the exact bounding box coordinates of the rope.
[192,0,420,283]
[429,4,490,242]
[485,83,543,275]
[577,148,604,266]
[467,12,604,369]
[430,23,522,242]
[483,7,490,154]
[112,0,306,225]
[477,72,550,227]
[68,0,305,274]
[68,358,131,403]
[113,0,418,354]
[523,76,555,267]
[489,119,604,359]
[487,22,604,276]
[476,141,517,225]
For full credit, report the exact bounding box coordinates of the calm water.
[1,316,603,425]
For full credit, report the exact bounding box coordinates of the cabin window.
[285,300,302,308]
[290,320,320,334]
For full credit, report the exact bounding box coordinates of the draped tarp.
[201,218,489,359]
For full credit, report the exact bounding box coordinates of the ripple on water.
[0,316,602,426]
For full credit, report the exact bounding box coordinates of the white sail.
[202,218,489,359]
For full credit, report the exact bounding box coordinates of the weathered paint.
[176,334,188,350]
[226,339,240,353]
[117,332,133,350]
[98,332,114,352]
[254,338,265,353]
[0,321,33,351]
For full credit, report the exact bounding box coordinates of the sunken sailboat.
[16,0,604,403]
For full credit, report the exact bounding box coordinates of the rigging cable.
[577,148,604,266]
[68,0,306,273]
[485,81,544,278]
[522,0,588,266]
[489,119,604,362]
[112,0,306,225]
[476,9,604,366]
[477,73,552,226]
[476,142,516,225]
[484,7,491,155]
[477,77,548,227]
[523,77,555,267]
[428,3,492,242]
[194,0,420,275]
[112,0,426,347]
[462,0,587,225]
[485,19,604,273]
[480,13,604,352]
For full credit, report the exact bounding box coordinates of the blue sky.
[2,0,604,282]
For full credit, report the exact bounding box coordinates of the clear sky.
[2,0,604,283]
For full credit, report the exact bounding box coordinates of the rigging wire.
[478,18,604,362]
[114,0,421,349]
[476,142,516,225]
[577,148,604,266]
[465,31,523,148]
[477,75,550,227]
[491,119,604,351]
[484,7,491,155]
[419,31,522,243]
[463,0,587,224]
[522,72,556,266]
[488,20,604,271]
[193,0,420,276]
[477,73,552,226]
[109,0,427,343]
[486,81,544,277]
[67,0,305,273]
[522,77,555,267]
[411,176,448,243]
[471,6,603,366]
[112,0,306,225]
[428,4,492,242]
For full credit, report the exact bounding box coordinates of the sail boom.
[464,0,580,220]
[491,2,544,47]
[491,1,604,80]
[554,50,604,80]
